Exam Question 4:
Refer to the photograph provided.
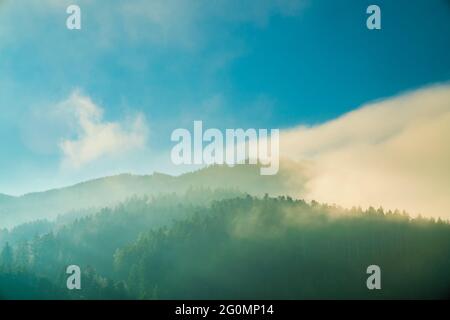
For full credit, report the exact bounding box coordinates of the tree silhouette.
[0,242,13,271]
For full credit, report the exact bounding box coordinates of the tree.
[0,242,13,270]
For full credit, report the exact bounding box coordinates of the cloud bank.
[279,84,450,219]
[58,91,148,168]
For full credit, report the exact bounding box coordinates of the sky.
[0,0,449,196]
[280,84,450,219]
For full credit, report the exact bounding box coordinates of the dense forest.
[1,190,449,299]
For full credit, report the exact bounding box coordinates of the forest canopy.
[1,191,449,299]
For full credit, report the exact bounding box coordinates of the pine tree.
[0,242,13,270]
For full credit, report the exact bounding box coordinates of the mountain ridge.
[0,162,305,229]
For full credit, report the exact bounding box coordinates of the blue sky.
[0,0,449,195]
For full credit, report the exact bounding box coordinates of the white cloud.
[58,91,148,168]
[279,84,450,219]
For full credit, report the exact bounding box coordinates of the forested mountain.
[0,194,12,204]
[0,188,242,247]
[1,193,449,299]
[0,163,304,228]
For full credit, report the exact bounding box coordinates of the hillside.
[1,195,449,299]
[0,162,305,228]
[0,194,13,203]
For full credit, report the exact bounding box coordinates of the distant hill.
[0,194,13,201]
[0,194,14,208]
[0,162,306,228]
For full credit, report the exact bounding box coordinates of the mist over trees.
[0,164,301,229]
[1,190,449,300]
